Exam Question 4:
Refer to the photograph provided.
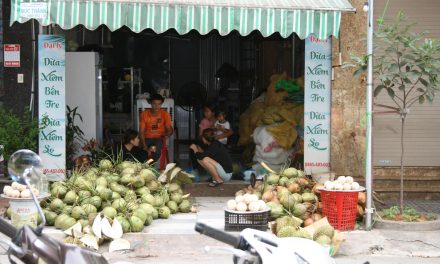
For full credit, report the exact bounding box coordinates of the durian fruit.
[315,235,332,245]
[313,225,335,240]
[278,226,311,239]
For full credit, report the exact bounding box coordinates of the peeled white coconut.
[10,189,20,198]
[80,234,99,250]
[236,202,247,212]
[345,176,354,184]
[92,214,103,238]
[351,182,360,190]
[227,199,237,210]
[11,182,20,190]
[109,238,131,253]
[258,200,267,211]
[343,183,352,191]
[3,186,12,194]
[324,181,335,190]
[235,195,245,203]
[242,193,252,204]
[248,201,260,212]
[249,194,259,203]
[20,189,32,198]
[32,188,40,196]
[334,182,343,191]
[64,222,83,237]
[337,176,346,184]
[101,217,123,239]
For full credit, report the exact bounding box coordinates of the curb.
[373,214,440,231]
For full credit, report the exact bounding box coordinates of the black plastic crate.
[224,209,270,231]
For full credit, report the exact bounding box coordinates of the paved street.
[0,197,439,263]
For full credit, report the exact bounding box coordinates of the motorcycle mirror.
[8,150,46,234]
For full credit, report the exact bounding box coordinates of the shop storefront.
[9,0,355,179]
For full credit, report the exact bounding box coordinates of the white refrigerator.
[65,52,103,147]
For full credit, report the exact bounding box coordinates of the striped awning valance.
[10,0,355,39]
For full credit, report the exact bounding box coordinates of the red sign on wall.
[4,44,20,67]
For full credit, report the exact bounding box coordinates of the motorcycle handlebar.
[195,222,240,248]
[0,217,18,239]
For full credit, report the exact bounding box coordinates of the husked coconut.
[324,181,334,190]
[337,176,346,184]
[235,195,245,203]
[334,183,343,191]
[343,183,352,190]
[236,202,247,212]
[258,200,267,211]
[227,199,237,210]
[351,182,360,190]
[248,201,260,212]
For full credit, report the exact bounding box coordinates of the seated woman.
[190,128,233,187]
[121,129,147,162]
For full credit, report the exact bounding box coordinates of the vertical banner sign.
[38,35,66,181]
[304,35,332,175]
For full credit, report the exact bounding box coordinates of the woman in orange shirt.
[139,94,173,162]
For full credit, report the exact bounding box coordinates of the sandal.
[208,181,223,187]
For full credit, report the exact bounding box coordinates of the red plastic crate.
[320,189,359,230]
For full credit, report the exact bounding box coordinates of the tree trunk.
[400,116,405,214]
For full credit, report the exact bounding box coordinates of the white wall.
[66,52,101,145]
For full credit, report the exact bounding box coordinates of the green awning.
[10,0,355,39]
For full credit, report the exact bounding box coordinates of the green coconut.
[115,216,131,233]
[102,206,117,219]
[98,188,113,201]
[112,198,127,211]
[81,204,97,215]
[51,185,67,198]
[170,192,183,204]
[283,168,298,178]
[166,201,178,214]
[178,200,191,213]
[49,198,65,212]
[96,177,108,187]
[131,176,145,188]
[89,196,102,209]
[63,190,78,205]
[132,208,148,223]
[267,174,280,185]
[124,190,137,201]
[44,211,58,226]
[71,206,87,220]
[62,205,73,215]
[136,187,150,196]
[139,169,156,183]
[158,206,171,219]
[99,159,113,170]
[141,193,155,205]
[129,215,144,232]
[139,203,155,216]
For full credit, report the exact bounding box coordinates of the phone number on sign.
[43,169,65,174]
[305,162,330,167]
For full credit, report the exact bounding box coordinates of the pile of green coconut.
[4,159,194,250]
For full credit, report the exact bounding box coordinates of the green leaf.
[386,88,395,98]
[417,88,425,92]
[403,54,415,60]
[374,85,385,97]
[353,68,365,77]
[420,78,429,87]
[398,85,406,91]
[419,95,425,104]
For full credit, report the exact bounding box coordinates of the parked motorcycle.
[0,150,108,264]
[195,222,336,264]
